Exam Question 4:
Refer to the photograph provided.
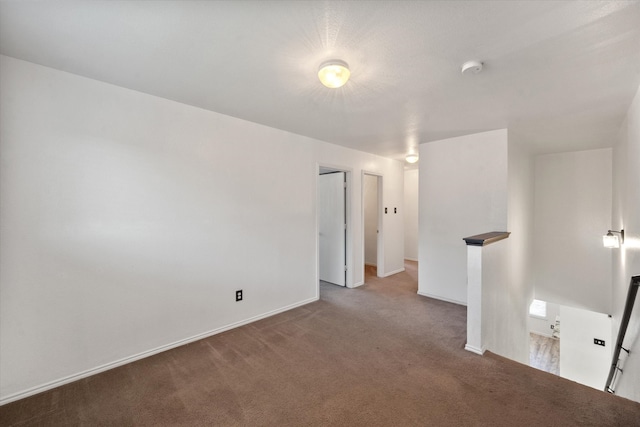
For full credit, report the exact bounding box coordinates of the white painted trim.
[361,170,384,281]
[404,257,418,262]
[375,174,384,278]
[381,267,405,277]
[351,281,365,288]
[464,344,485,355]
[0,297,318,406]
[344,170,354,287]
[417,290,467,306]
[530,331,554,339]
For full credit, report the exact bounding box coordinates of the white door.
[318,172,346,286]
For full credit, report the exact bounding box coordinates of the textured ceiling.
[1,1,640,161]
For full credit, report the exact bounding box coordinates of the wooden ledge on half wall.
[463,231,510,247]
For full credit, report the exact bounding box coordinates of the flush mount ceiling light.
[406,153,419,164]
[461,60,483,74]
[318,59,350,88]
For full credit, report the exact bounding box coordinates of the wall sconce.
[603,229,624,248]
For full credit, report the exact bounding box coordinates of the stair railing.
[604,275,640,393]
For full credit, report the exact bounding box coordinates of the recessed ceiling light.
[406,153,419,164]
[318,60,350,88]
[461,60,483,74]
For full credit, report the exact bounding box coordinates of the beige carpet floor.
[2,261,640,426]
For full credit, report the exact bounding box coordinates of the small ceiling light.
[461,60,483,75]
[318,60,350,88]
[406,153,419,164]
[603,229,624,248]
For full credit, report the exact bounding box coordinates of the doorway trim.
[316,163,354,297]
[362,171,384,280]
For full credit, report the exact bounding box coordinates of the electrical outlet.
[236,290,243,302]
[594,338,605,346]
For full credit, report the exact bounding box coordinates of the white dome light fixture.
[406,153,419,164]
[318,59,350,88]
[461,60,483,75]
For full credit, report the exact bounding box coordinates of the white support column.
[465,245,484,355]
[463,231,510,356]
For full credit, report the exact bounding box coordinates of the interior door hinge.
[344,265,348,272]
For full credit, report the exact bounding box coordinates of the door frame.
[362,171,384,279]
[316,163,353,296]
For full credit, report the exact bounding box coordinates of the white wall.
[363,174,378,266]
[479,240,510,358]
[0,56,405,403]
[464,240,512,357]
[419,129,508,305]
[559,305,612,390]
[420,130,531,364]
[403,169,419,261]
[501,139,535,364]
[611,83,640,402]
[467,139,534,364]
[533,149,612,314]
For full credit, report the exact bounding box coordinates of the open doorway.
[318,167,348,287]
[363,172,383,280]
[529,299,560,375]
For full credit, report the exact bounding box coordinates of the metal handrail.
[604,275,640,393]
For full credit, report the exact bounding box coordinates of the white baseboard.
[417,290,467,306]
[0,296,319,406]
[404,257,418,262]
[381,267,405,277]
[350,281,365,288]
[464,344,485,355]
